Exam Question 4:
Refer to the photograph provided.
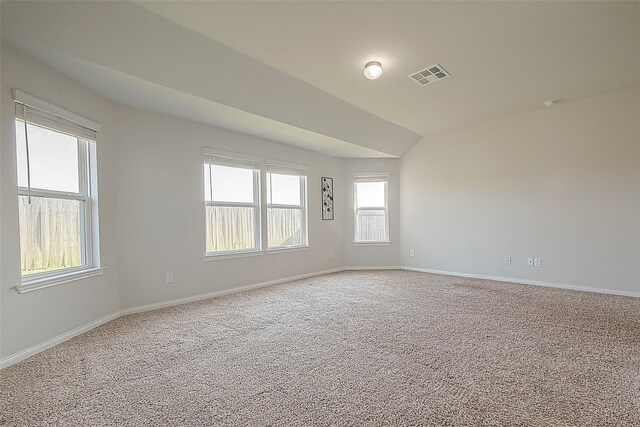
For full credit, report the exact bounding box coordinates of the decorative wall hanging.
[321,177,334,220]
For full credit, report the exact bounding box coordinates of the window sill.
[353,241,391,246]
[266,245,310,254]
[203,250,264,261]
[203,246,311,261]
[14,267,105,294]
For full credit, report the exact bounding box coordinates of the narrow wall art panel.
[322,177,334,220]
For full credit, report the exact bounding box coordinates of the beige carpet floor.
[1,270,639,426]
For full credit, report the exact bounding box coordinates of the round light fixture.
[544,99,559,107]
[364,61,383,80]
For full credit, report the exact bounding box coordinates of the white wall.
[0,44,120,358]
[2,40,638,365]
[401,88,640,294]
[1,44,350,359]
[343,159,401,268]
[114,106,346,310]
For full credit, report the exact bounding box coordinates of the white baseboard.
[402,266,640,298]
[0,312,120,369]
[3,265,636,369]
[120,267,345,316]
[1,267,345,369]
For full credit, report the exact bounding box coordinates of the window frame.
[266,162,308,251]
[202,150,310,260]
[353,174,390,245]
[203,149,263,258]
[13,90,102,293]
[16,134,94,278]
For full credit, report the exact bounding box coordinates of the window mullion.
[300,175,307,246]
[260,166,268,251]
[254,168,262,251]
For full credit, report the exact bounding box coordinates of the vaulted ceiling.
[2,1,639,158]
[138,1,640,136]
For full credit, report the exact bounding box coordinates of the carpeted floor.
[1,270,639,426]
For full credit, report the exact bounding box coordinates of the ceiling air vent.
[409,64,450,86]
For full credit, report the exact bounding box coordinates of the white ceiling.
[1,1,419,158]
[2,1,639,158]
[8,42,394,159]
[138,1,640,137]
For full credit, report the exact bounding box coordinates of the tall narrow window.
[354,175,389,243]
[204,152,261,255]
[14,90,101,287]
[267,164,308,249]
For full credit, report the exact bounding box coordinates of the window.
[204,152,261,255]
[354,175,389,243]
[14,90,101,290]
[267,164,308,249]
[202,151,309,258]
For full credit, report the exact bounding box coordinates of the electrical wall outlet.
[329,251,334,259]
[527,258,534,266]
[166,272,175,284]
[410,249,415,257]
[504,256,512,265]
[534,258,542,267]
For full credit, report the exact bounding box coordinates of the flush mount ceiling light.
[364,61,383,80]
[544,99,559,107]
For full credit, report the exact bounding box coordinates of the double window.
[13,90,101,291]
[204,150,308,257]
[354,175,389,243]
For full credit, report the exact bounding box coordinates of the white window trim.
[353,173,390,244]
[204,151,262,257]
[353,241,391,246]
[202,150,310,259]
[265,159,307,174]
[16,137,95,275]
[14,267,105,294]
[13,89,102,133]
[266,245,310,254]
[266,162,309,251]
[203,147,262,165]
[14,91,102,293]
[203,250,264,262]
